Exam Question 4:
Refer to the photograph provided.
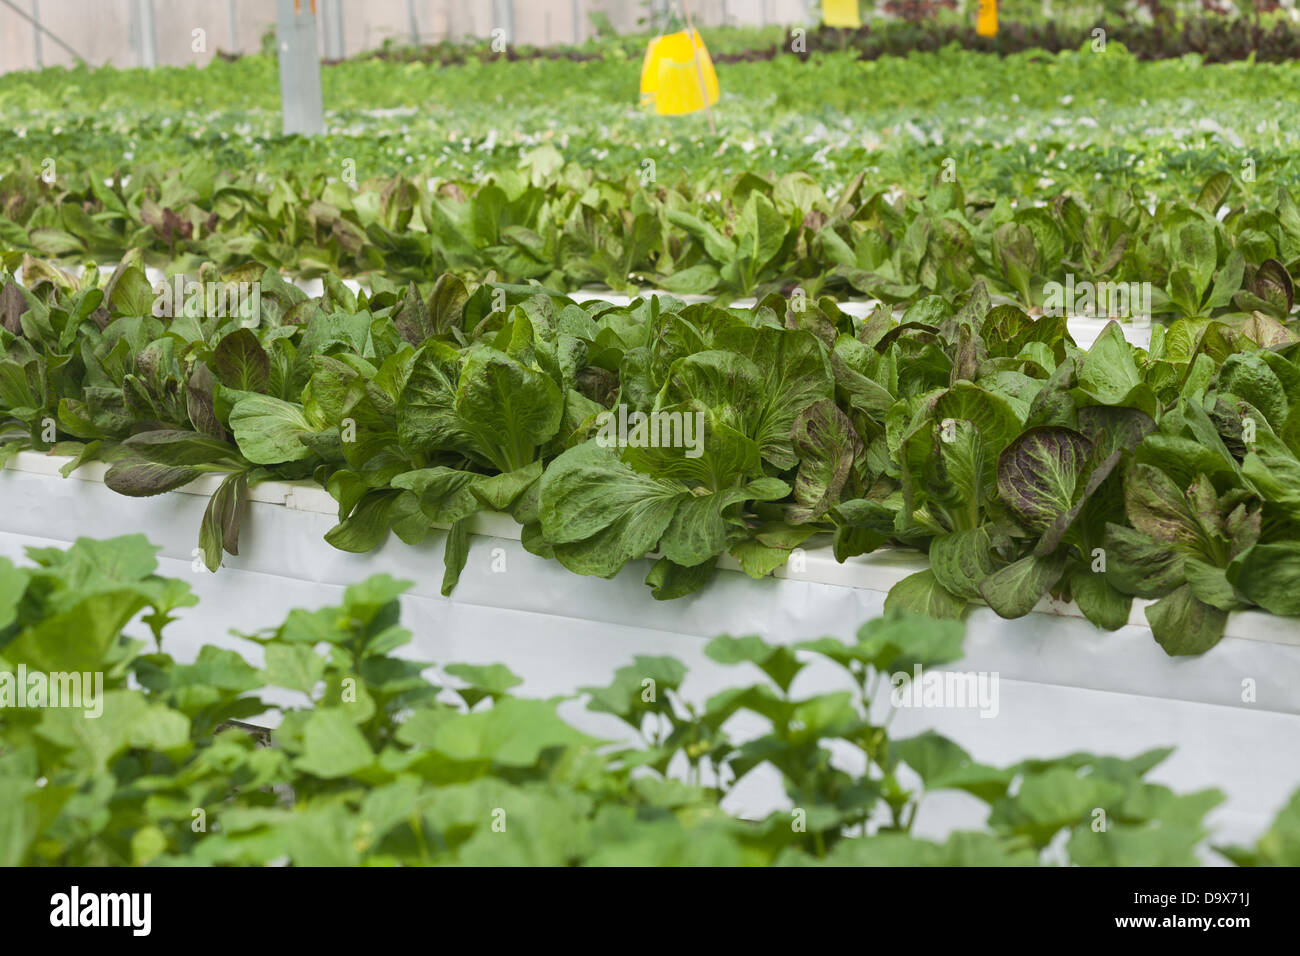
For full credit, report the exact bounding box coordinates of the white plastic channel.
[6,449,1296,649]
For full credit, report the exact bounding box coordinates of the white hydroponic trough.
[3,450,1298,857]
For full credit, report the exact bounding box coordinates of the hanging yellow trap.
[639,30,719,116]
[821,0,862,29]
[976,0,998,37]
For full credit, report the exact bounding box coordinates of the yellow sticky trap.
[822,0,862,28]
[639,31,719,116]
[976,0,998,37]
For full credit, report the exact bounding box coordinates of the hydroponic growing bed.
[6,10,1300,870]
[4,448,1300,851]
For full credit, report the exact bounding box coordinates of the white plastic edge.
[8,449,1296,649]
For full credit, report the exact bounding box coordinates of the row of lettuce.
[790,13,1300,64]
[1,534,1295,865]
[2,161,1299,309]
[5,252,1300,655]
[4,39,1293,198]
[356,14,1300,67]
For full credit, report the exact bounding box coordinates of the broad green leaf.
[928,527,998,602]
[539,442,687,576]
[1068,566,1132,630]
[263,643,327,695]
[978,554,1065,619]
[443,663,523,709]
[228,394,316,464]
[1077,321,1140,405]
[396,697,598,767]
[704,634,804,692]
[1145,585,1229,656]
[856,609,966,671]
[884,569,967,620]
[1227,542,1300,616]
[294,708,376,779]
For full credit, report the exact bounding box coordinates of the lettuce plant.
[4,242,1300,655]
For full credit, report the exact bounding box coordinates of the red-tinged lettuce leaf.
[198,472,248,572]
[790,399,863,522]
[1124,463,1205,549]
[104,461,202,497]
[212,327,270,393]
[119,429,243,468]
[1102,522,1187,599]
[996,426,1093,534]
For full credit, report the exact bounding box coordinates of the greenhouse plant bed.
[19,264,1154,354]
[4,450,1300,851]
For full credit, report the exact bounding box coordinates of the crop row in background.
[2,39,1298,196]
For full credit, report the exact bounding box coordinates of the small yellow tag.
[822,0,862,28]
[976,0,998,37]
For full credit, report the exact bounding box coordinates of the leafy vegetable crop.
[4,42,1300,251]
[3,534,1291,866]
[3,239,1300,654]
[5,17,1299,873]
[4,160,1300,309]
[792,13,1300,64]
